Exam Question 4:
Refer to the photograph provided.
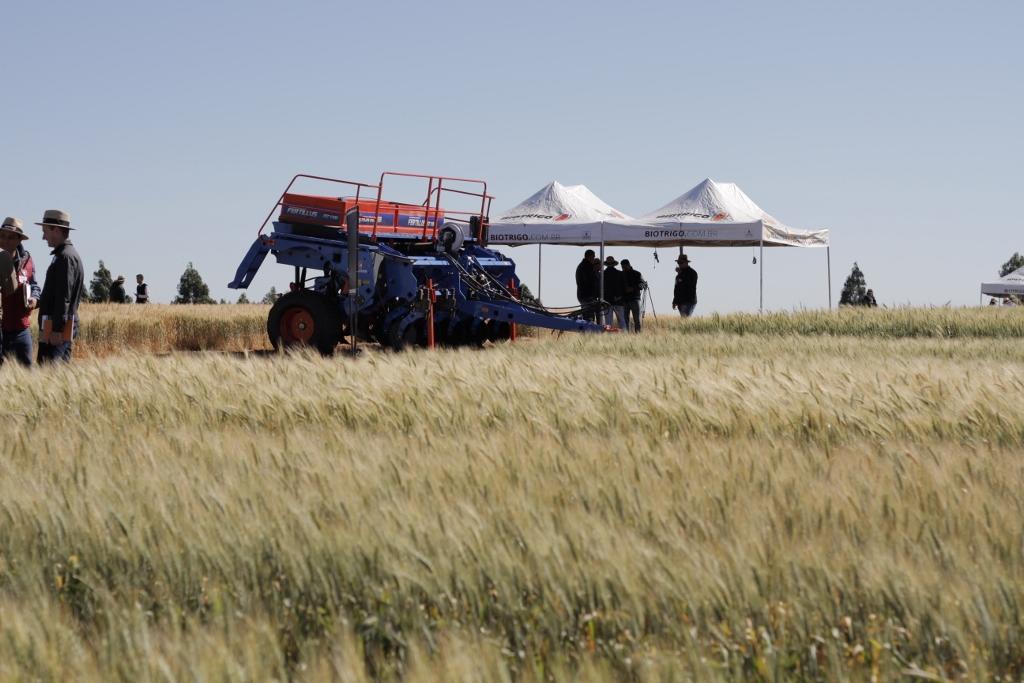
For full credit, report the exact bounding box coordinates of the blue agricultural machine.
[229,172,606,353]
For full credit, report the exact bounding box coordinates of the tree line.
[839,252,1024,306]
[87,261,280,304]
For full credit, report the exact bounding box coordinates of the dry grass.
[73,303,270,356]
[2,310,1024,680]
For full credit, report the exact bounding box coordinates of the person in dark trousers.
[135,273,150,303]
[0,217,40,366]
[36,209,84,363]
[672,253,698,317]
[601,256,626,329]
[109,275,128,303]
[621,259,644,332]
[0,245,16,345]
[575,249,599,323]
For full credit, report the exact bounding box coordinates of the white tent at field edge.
[488,181,631,303]
[602,178,829,248]
[981,266,1024,298]
[489,181,632,244]
[488,178,831,311]
[488,178,828,248]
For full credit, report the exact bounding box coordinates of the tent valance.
[489,179,828,248]
[487,178,832,312]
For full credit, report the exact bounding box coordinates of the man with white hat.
[0,217,41,366]
[35,209,84,363]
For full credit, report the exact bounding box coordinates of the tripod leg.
[646,288,657,320]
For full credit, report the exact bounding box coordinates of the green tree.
[839,262,868,306]
[173,262,215,304]
[999,252,1024,277]
[518,283,540,308]
[89,260,113,302]
[261,286,280,305]
[236,292,251,304]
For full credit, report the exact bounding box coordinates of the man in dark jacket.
[0,217,40,366]
[36,209,84,363]
[601,256,626,329]
[575,249,599,322]
[109,275,129,303]
[621,259,644,332]
[672,253,698,317]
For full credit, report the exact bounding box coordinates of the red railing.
[259,171,493,243]
[257,173,379,236]
[373,171,492,241]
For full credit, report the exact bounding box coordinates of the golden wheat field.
[2,306,1024,681]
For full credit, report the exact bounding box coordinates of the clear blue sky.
[3,0,1021,311]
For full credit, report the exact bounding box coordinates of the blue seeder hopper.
[229,172,605,353]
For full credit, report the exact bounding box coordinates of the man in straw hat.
[601,255,626,330]
[35,209,84,363]
[671,253,698,318]
[109,275,128,304]
[0,217,41,366]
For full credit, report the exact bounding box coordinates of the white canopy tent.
[981,266,1024,300]
[489,179,831,311]
[604,179,829,248]
[489,181,632,301]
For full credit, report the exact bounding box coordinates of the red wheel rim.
[280,307,315,344]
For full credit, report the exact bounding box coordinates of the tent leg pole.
[599,238,605,312]
[537,244,542,301]
[759,237,764,313]
[827,246,832,310]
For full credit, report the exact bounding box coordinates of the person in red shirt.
[0,217,39,366]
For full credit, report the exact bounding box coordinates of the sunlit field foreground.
[70,304,1024,357]
[3,311,1024,680]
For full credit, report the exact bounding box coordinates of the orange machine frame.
[258,172,493,242]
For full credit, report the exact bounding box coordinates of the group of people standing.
[0,210,84,365]
[109,273,150,304]
[574,250,645,331]
[575,249,699,330]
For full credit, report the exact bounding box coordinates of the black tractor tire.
[267,291,342,355]
[387,317,421,352]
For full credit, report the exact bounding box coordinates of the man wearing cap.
[672,254,698,318]
[36,209,84,363]
[109,275,129,303]
[0,218,41,366]
[601,255,626,330]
